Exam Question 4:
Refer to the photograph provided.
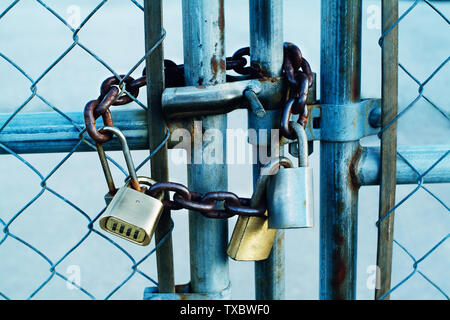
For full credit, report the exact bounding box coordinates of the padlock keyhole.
[313,117,321,129]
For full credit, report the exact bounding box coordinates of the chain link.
[280,42,314,140]
[83,43,312,219]
[82,44,294,144]
[147,182,266,219]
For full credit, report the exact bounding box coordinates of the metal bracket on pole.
[288,98,381,157]
[305,98,381,142]
[143,282,232,300]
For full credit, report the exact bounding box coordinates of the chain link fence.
[375,0,449,299]
[0,0,171,300]
[0,0,448,300]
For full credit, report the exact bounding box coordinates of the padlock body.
[267,167,314,229]
[227,214,277,261]
[100,182,163,246]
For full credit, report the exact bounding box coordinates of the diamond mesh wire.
[0,0,449,301]
[0,0,172,300]
[377,0,449,300]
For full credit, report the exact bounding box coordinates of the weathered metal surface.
[0,96,380,156]
[320,0,362,300]
[144,282,232,300]
[144,0,175,293]
[279,43,314,140]
[309,99,381,142]
[162,77,285,118]
[375,0,399,301]
[319,141,360,300]
[182,0,230,297]
[249,0,285,301]
[0,109,149,154]
[357,146,450,186]
[244,88,267,118]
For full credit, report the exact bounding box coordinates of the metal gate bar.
[249,0,285,300]
[319,0,362,300]
[182,0,230,296]
[358,146,450,186]
[376,0,399,300]
[144,0,175,293]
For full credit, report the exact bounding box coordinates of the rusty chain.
[280,42,314,140]
[146,182,266,219]
[83,43,311,219]
[83,42,311,143]
[83,52,251,142]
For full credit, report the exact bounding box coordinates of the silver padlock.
[267,121,313,229]
[96,126,164,246]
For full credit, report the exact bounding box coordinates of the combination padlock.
[96,126,164,246]
[227,157,294,261]
[267,121,313,229]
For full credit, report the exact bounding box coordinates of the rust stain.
[257,76,276,83]
[336,200,345,215]
[175,283,190,299]
[218,0,225,44]
[333,228,345,246]
[219,59,226,72]
[211,56,218,76]
[330,251,348,300]
[250,60,267,78]
[211,55,226,79]
[348,145,362,193]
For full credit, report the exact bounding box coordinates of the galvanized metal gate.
[0,0,448,300]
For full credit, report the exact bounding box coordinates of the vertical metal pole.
[320,0,362,300]
[144,0,175,293]
[375,0,398,300]
[249,0,285,300]
[182,0,230,296]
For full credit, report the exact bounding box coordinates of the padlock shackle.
[96,142,116,194]
[251,157,293,208]
[96,126,141,192]
[290,121,308,167]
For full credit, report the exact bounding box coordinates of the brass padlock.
[227,157,294,261]
[96,126,164,246]
[100,176,163,246]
